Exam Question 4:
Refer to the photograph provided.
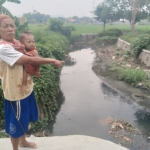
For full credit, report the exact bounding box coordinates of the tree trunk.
[131,0,138,34]
[103,21,106,31]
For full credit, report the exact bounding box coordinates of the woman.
[0,14,62,150]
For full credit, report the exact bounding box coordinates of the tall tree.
[94,2,122,30]
[105,0,150,33]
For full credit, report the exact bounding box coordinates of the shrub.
[96,36,118,46]
[117,68,147,85]
[33,31,68,120]
[99,29,123,37]
[69,33,82,44]
[14,17,29,39]
[49,19,75,38]
[132,34,150,58]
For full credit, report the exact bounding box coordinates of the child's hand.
[35,72,41,78]
[13,46,21,51]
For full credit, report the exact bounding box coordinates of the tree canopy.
[94,0,150,32]
[94,2,123,30]
[0,0,21,17]
[6,0,21,3]
[23,11,51,23]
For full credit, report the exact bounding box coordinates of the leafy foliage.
[99,29,123,37]
[96,36,118,46]
[132,34,150,58]
[96,28,122,46]
[32,30,68,122]
[23,11,51,23]
[69,33,82,44]
[105,0,150,13]
[104,0,150,32]
[7,0,21,3]
[94,3,113,30]
[0,0,21,17]
[0,6,13,17]
[94,2,125,30]
[117,68,147,85]
[14,17,29,39]
[125,10,148,24]
[49,19,75,38]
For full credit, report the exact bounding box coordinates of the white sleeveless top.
[0,44,34,101]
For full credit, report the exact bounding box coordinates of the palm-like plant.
[0,0,20,17]
[0,0,28,39]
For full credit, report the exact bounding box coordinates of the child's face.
[23,34,35,50]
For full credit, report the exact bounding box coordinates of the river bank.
[91,44,150,111]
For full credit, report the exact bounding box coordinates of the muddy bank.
[92,45,150,110]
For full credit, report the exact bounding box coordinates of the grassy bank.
[28,23,150,43]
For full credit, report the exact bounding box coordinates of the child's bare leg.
[34,65,41,78]
[20,68,28,93]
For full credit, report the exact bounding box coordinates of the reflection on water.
[135,109,150,136]
[101,82,121,97]
[48,90,65,134]
[64,55,76,66]
[51,48,150,150]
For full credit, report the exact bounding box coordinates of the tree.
[0,0,20,17]
[94,2,121,30]
[23,11,51,23]
[49,19,75,38]
[105,0,150,33]
[94,3,111,30]
[126,10,148,24]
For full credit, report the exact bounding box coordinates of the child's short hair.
[19,31,33,42]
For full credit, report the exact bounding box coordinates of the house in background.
[18,17,27,24]
[67,17,75,23]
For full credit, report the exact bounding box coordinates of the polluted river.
[49,48,150,150]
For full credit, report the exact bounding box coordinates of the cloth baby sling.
[0,39,36,76]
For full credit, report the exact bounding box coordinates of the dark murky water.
[50,48,150,150]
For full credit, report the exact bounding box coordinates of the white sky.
[4,0,102,18]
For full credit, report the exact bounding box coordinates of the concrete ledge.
[0,135,129,150]
[117,38,131,51]
[142,49,150,54]
[139,49,150,66]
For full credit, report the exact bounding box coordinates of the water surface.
[51,48,150,150]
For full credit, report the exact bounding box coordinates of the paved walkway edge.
[0,135,130,150]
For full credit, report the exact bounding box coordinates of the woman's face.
[0,19,16,42]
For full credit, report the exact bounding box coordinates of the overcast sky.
[4,0,102,18]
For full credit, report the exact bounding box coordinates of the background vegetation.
[1,0,150,136]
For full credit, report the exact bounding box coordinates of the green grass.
[70,23,150,34]
[28,23,150,44]
[28,24,48,33]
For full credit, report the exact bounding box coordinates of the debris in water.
[108,118,141,146]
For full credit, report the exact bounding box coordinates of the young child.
[19,31,41,93]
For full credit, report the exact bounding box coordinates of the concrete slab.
[0,135,130,150]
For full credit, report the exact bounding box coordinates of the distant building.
[18,17,27,25]
[67,17,75,23]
